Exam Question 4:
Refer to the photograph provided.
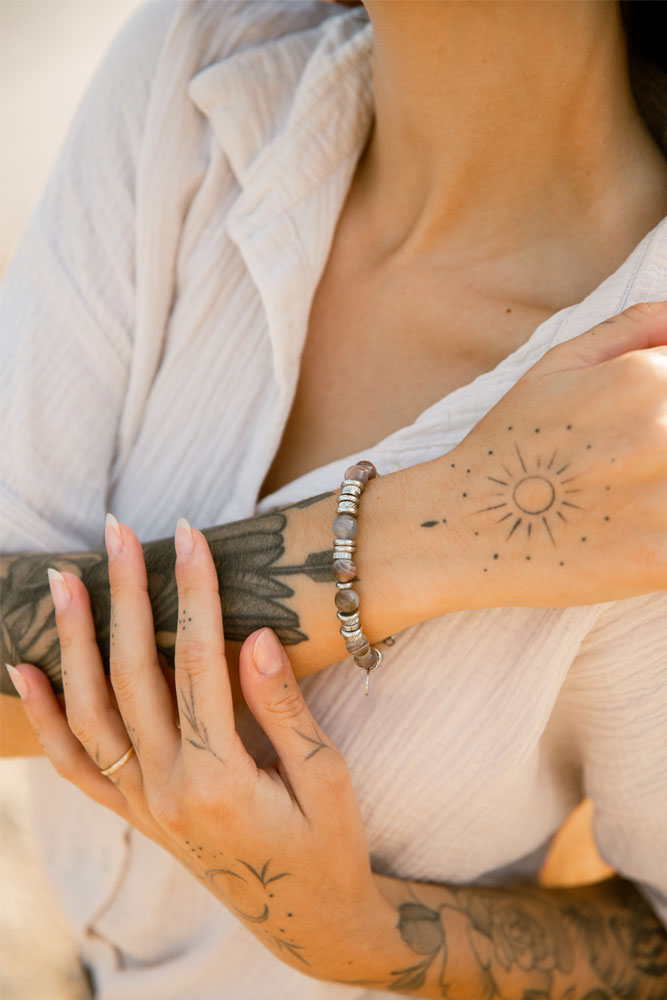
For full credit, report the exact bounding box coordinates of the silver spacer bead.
[335,499,359,516]
[336,581,354,590]
[340,482,362,498]
[333,541,356,553]
[341,628,365,644]
[337,610,361,629]
[341,478,366,491]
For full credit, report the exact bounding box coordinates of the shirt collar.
[186,7,375,399]
[187,6,374,222]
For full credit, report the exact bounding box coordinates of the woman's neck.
[354,0,666,266]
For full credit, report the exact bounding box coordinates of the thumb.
[239,628,344,807]
[534,300,667,372]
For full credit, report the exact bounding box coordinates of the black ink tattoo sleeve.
[345,877,667,999]
[0,493,335,695]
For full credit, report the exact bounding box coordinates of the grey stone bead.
[332,559,356,582]
[335,588,360,613]
[354,647,380,671]
[333,514,358,539]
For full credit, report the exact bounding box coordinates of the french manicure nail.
[105,513,123,558]
[252,628,285,676]
[175,517,194,559]
[47,568,71,612]
[5,663,30,699]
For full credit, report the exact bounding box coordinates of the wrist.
[359,454,478,639]
[305,877,399,983]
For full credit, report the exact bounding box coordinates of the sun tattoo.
[475,443,587,546]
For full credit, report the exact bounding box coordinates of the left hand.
[11,517,388,975]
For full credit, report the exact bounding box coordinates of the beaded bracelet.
[332,460,384,695]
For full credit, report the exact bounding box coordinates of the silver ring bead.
[340,482,363,498]
[333,538,357,552]
[335,499,359,516]
[344,630,368,650]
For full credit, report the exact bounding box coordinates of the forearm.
[1,456,477,695]
[319,874,667,999]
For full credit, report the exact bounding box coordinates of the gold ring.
[100,745,135,777]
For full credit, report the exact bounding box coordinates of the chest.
[258,253,551,500]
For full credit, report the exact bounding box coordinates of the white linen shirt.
[1,3,666,998]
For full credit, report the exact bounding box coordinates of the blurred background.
[1,0,141,273]
[0,2,613,997]
[2,6,139,996]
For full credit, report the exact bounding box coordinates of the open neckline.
[255,223,664,515]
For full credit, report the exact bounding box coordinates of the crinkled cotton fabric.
[1,2,666,997]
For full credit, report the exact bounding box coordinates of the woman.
[1,1,666,997]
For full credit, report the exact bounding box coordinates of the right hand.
[446,300,667,608]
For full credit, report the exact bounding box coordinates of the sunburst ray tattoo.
[475,443,589,546]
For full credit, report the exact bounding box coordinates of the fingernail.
[47,568,71,611]
[175,517,194,559]
[252,628,285,676]
[5,664,29,699]
[105,513,123,558]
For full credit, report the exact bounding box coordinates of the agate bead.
[344,464,370,485]
[335,588,360,613]
[332,558,356,583]
[346,637,370,658]
[356,460,377,479]
[355,647,380,671]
